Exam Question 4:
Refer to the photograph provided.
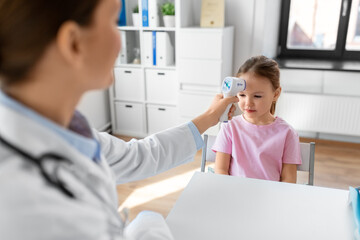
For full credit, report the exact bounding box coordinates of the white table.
[166,172,354,240]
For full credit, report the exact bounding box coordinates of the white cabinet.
[178,59,223,87]
[114,101,146,137]
[147,104,178,134]
[177,26,234,135]
[145,69,177,104]
[178,27,234,90]
[177,30,224,59]
[178,92,214,118]
[114,67,144,101]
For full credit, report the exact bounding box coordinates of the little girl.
[212,56,301,183]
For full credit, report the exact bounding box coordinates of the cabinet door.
[114,67,144,101]
[178,59,222,87]
[114,101,146,136]
[145,69,177,104]
[178,29,223,59]
[147,105,178,134]
[178,92,215,118]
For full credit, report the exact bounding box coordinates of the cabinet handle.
[158,108,166,111]
[125,105,133,108]
[124,70,132,74]
[157,72,165,76]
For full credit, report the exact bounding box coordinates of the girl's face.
[80,0,121,90]
[237,72,281,125]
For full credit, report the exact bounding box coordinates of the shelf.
[118,26,176,32]
[117,26,140,31]
[145,101,177,106]
[143,27,176,32]
[115,64,142,68]
[144,65,176,70]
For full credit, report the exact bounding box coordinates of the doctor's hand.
[191,93,239,134]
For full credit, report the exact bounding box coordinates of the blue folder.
[142,0,149,27]
[118,0,127,26]
[152,31,156,66]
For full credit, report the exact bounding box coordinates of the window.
[278,0,360,60]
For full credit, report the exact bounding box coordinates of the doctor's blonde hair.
[236,55,280,115]
[0,0,101,85]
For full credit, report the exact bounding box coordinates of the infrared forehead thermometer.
[219,77,246,122]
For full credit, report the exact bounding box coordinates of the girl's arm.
[215,152,231,175]
[280,163,297,183]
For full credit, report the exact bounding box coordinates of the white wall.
[228,0,281,73]
[76,89,111,131]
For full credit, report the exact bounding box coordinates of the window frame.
[278,0,360,60]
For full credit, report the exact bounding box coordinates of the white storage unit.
[177,27,234,135]
[145,69,177,104]
[114,102,146,136]
[110,0,177,137]
[110,0,235,137]
[147,104,178,134]
[114,67,144,101]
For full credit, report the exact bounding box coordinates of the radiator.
[275,92,360,137]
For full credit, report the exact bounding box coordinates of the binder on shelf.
[119,31,136,64]
[118,0,127,26]
[143,31,153,66]
[142,0,149,27]
[152,31,157,66]
[156,32,174,66]
[148,0,160,27]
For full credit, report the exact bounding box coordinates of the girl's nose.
[244,98,254,109]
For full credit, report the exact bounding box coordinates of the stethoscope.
[0,134,75,198]
[0,134,129,237]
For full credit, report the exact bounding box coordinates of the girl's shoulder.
[222,115,244,128]
[274,117,298,135]
[219,115,246,134]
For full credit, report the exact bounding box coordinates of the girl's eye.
[239,94,246,97]
[254,95,262,98]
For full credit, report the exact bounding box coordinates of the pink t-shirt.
[212,115,301,181]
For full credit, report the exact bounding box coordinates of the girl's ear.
[273,87,282,102]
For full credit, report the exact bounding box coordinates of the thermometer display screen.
[222,79,232,92]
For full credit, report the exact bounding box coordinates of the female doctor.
[0,0,238,239]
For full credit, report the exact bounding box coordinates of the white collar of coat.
[0,103,113,185]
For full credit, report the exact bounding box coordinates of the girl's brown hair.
[0,0,100,85]
[237,55,280,115]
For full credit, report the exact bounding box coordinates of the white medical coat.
[0,103,199,239]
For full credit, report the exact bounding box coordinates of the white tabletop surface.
[166,172,354,240]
